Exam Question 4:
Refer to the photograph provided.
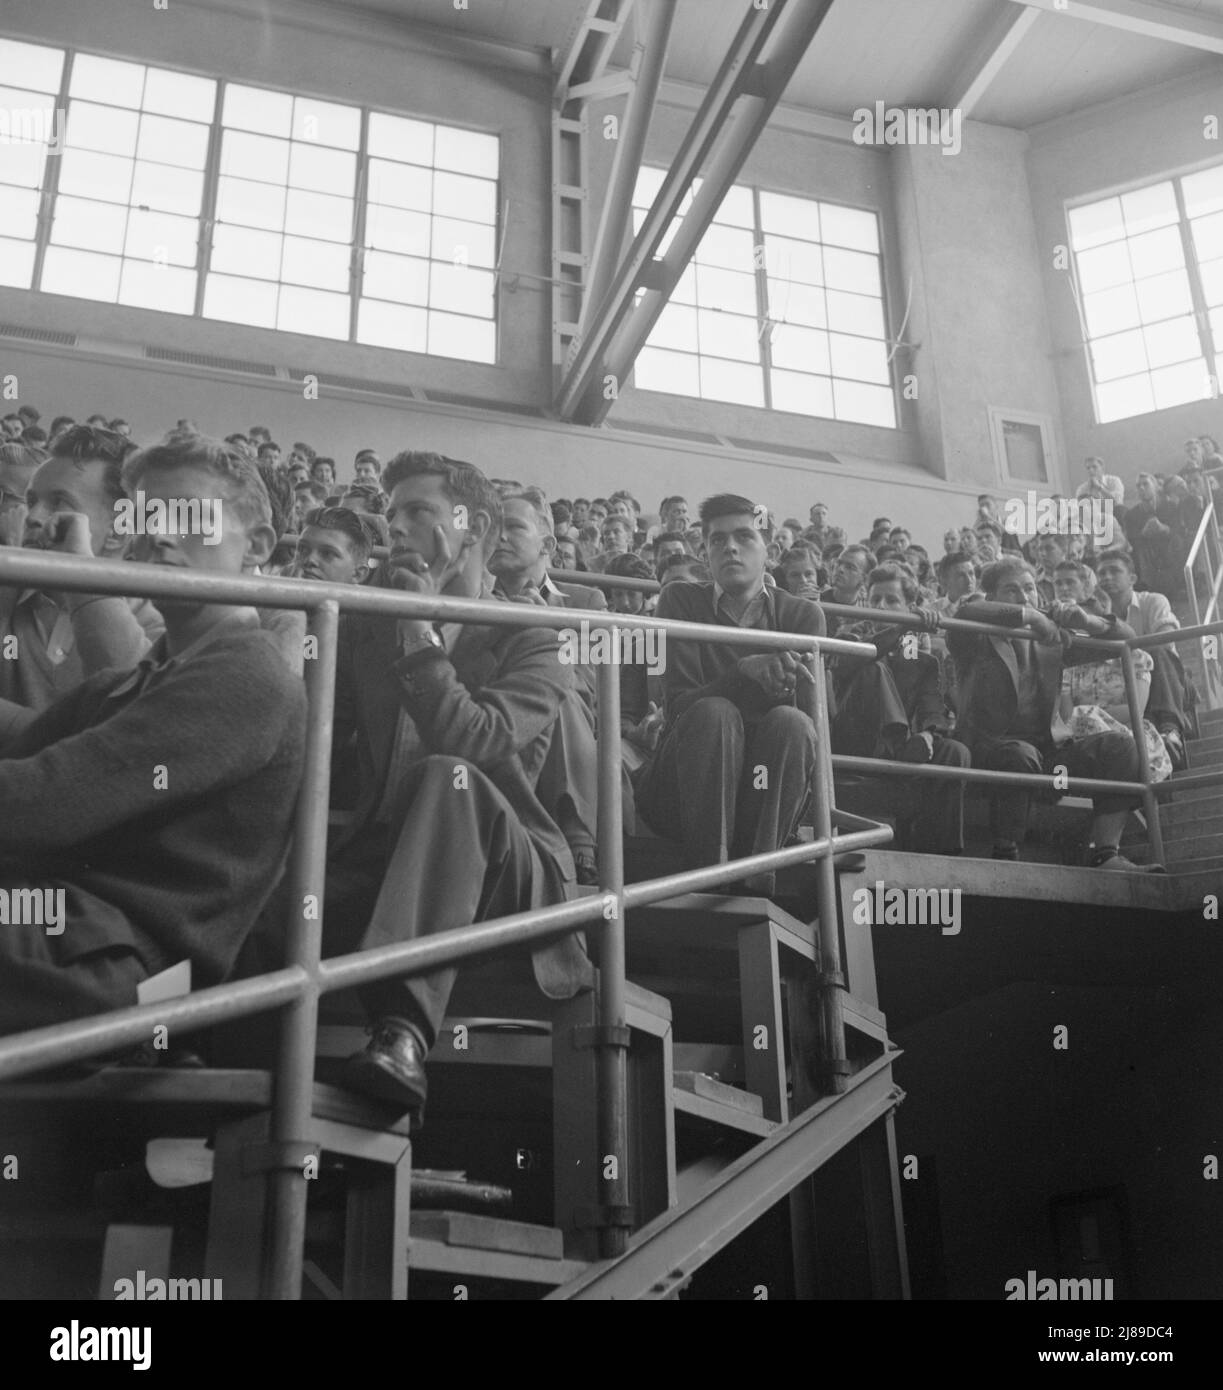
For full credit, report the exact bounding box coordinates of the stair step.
[672,1071,777,1137]
[1187,736,1223,763]
[1155,794,1223,826]
[408,1212,586,1285]
[1164,833,1223,863]
[1164,855,1223,877]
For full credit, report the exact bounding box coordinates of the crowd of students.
[0,406,1212,1117]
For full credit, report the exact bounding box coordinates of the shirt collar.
[713,579,775,623]
[106,608,258,700]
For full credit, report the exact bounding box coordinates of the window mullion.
[1172,175,1214,367]
[194,78,224,319]
[752,186,772,410]
[349,106,370,344]
[31,45,74,292]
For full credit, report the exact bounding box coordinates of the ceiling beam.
[554,0,838,427]
[950,2,1042,116]
[1003,0,1223,55]
[555,0,638,103]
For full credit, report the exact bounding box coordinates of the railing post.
[265,599,339,1299]
[1119,641,1165,868]
[595,658,630,1257]
[808,644,849,1096]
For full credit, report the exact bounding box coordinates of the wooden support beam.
[1003,0,1223,55]
[950,2,1042,116]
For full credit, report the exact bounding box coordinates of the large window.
[0,37,499,364]
[630,168,896,428]
[1070,166,1223,423]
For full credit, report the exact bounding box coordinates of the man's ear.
[244,521,278,571]
[353,562,370,585]
[541,532,556,557]
[465,508,493,551]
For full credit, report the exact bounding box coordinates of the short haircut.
[661,552,706,579]
[653,530,689,550]
[383,450,502,549]
[256,458,296,540]
[303,506,373,564]
[226,433,250,447]
[1054,559,1092,583]
[312,456,336,473]
[298,481,329,504]
[974,520,1003,539]
[980,555,1035,596]
[49,424,138,503]
[0,440,49,490]
[699,493,758,533]
[340,481,387,514]
[601,514,633,537]
[257,440,280,455]
[867,562,918,604]
[779,543,821,570]
[49,416,74,437]
[502,485,554,537]
[22,426,47,444]
[604,552,653,582]
[937,550,976,582]
[123,431,272,531]
[16,405,40,424]
[1095,546,1135,572]
[291,441,315,459]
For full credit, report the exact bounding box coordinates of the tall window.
[1070,166,1223,423]
[0,38,64,289]
[44,54,215,313]
[630,168,896,428]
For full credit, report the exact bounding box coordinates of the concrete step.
[1164,855,1223,877]
[1154,794,1223,827]
[1164,833,1223,863]
[1170,768,1223,791]
[1187,743,1223,768]
[1199,708,1223,728]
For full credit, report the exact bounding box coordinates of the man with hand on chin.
[323,452,592,1119]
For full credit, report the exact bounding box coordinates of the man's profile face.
[705,511,767,593]
[296,525,366,585]
[1095,558,1132,599]
[24,456,118,557]
[832,553,865,592]
[387,472,483,577]
[868,579,908,613]
[490,497,549,579]
[554,538,577,570]
[945,561,975,600]
[991,568,1039,607]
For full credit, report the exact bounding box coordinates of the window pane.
[357,296,427,351]
[430,216,496,269]
[697,309,758,362]
[1200,258,1223,308]
[1096,371,1154,422]
[362,250,429,305]
[428,309,496,362]
[368,159,431,212]
[224,84,292,138]
[285,188,353,243]
[1076,239,1132,294]
[830,332,890,384]
[1150,358,1207,410]
[142,67,215,122]
[1121,182,1177,235]
[288,141,355,195]
[1091,328,1147,383]
[276,284,349,338]
[432,170,496,224]
[1069,197,1123,251]
[713,184,754,229]
[368,112,434,165]
[823,245,880,296]
[694,223,754,273]
[764,235,822,286]
[429,262,495,318]
[281,235,350,291]
[125,207,198,266]
[1127,226,1183,279]
[771,322,830,375]
[70,54,145,108]
[0,187,39,241]
[1143,315,1200,369]
[203,272,277,327]
[634,346,700,396]
[51,196,128,254]
[771,370,834,419]
[41,245,122,300]
[211,224,283,280]
[699,356,764,407]
[433,125,498,178]
[0,40,64,94]
[215,175,286,231]
[650,304,698,353]
[132,160,204,216]
[221,131,289,185]
[66,101,139,156]
[834,378,895,427]
[633,165,666,209]
[1083,283,1141,338]
[760,190,819,242]
[672,265,697,306]
[821,203,879,253]
[0,140,49,191]
[137,113,210,170]
[1191,210,1223,263]
[292,96,361,151]
[826,289,884,338]
[0,84,58,136]
[118,259,196,313]
[1183,164,1223,219]
[0,237,37,289]
[365,204,430,257]
[1135,269,1193,324]
[770,279,826,329]
[695,265,757,316]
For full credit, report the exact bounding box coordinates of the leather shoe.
[340,1019,428,1117]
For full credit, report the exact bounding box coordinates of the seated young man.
[634,493,825,896]
[947,556,1159,870]
[0,425,165,745]
[832,564,969,855]
[325,453,593,1116]
[0,432,306,1034]
[293,506,373,586]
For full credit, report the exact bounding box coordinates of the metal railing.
[0,546,890,1295]
[1184,497,1222,707]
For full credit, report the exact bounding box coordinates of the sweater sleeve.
[69,594,164,677]
[0,635,300,850]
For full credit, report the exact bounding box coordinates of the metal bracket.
[817,969,847,991]
[576,1203,636,1230]
[242,1141,320,1177]
[571,1024,632,1051]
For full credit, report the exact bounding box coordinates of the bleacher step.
[1157,794,1223,826]
[1163,855,1223,877]
[407,1212,586,1285]
[672,1071,777,1137]
[1186,737,1223,766]
[1163,834,1223,863]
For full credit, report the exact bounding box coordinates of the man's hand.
[739,650,815,700]
[43,511,94,557]
[1048,601,1091,631]
[391,524,462,643]
[910,604,941,633]
[626,701,664,751]
[1024,607,1061,646]
[506,581,549,607]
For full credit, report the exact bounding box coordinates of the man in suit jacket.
[328,456,593,1118]
[832,564,969,855]
[635,493,825,896]
[947,555,1158,870]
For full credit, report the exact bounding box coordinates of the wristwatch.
[400,625,445,659]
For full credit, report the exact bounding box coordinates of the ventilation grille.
[0,322,77,347]
[609,419,724,446]
[145,346,279,376]
[727,438,839,464]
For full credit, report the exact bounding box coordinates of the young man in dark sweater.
[635,493,826,896]
[0,432,306,1035]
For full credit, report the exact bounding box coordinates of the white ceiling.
[343,0,1223,129]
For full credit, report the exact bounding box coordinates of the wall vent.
[145,346,278,376]
[0,322,77,347]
